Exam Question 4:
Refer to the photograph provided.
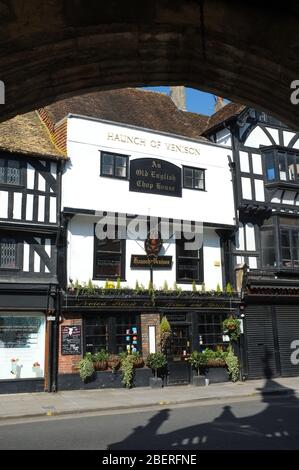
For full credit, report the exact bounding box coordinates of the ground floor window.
[0,312,45,380]
[85,313,141,355]
[197,312,229,350]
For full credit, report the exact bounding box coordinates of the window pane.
[178,258,200,281]
[95,254,121,277]
[85,317,108,354]
[287,154,296,180]
[96,238,121,253]
[7,161,20,185]
[115,156,127,168]
[0,239,16,268]
[0,161,5,184]
[278,154,287,181]
[292,231,299,267]
[184,176,193,188]
[265,152,275,181]
[184,168,193,178]
[102,164,113,175]
[102,154,113,166]
[116,313,140,354]
[194,175,204,190]
[261,230,275,267]
[115,165,126,178]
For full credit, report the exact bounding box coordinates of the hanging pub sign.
[129,158,182,197]
[61,325,82,355]
[131,255,172,268]
[131,229,172,268]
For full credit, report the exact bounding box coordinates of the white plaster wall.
[63,117,234,226]
[67,216,223,291]
[244,125,273,148]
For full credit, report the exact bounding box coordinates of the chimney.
[214,96,225,113]
[170,86,186,111]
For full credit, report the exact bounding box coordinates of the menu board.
[61,325,82,355]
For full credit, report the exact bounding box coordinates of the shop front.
[0,283,58,394]
[58,290,240,390]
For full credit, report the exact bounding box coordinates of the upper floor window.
[264,148,299,183]
[100,152,128,179]
[183,166,205,191]
[0,238,17,269]
[93,227,126,280]
[0,159,21,185]
[176,236,204,283]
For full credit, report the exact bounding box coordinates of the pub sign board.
[131,255,172,268]
[61,325,82,355]
[129,158,182,197]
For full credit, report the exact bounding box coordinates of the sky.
[142,86,228,116]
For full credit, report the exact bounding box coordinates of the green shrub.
[160,316,172,353]
[187,351,207,375]
[216,283,222,295]
[226,282,233,295]
[78,356,94,382]
[192,280,197,292]
[120,354,135,388]
[92,349,109,362]
[162,280,169,292]
[116,277,121,289]
[225,346,239,382]
[146,352,167,378]
[201,283,206,292]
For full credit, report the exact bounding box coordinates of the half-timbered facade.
[0,111,65,393]
[38,89,240,389]
[204,104,299,380]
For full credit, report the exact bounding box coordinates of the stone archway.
[0,0,299,127]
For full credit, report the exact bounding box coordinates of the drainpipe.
[51,286,61,392]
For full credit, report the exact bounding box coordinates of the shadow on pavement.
[108,348,299,450]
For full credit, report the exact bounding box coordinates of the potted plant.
[202,348,229,383]
[78,355,94,382]
[160,316,172,354]
[131,351,144,369]
[187,351,206,386]
[146,352,167,388]
[119,353,135,389]
[92,350,108,371]
[107,354,121,372]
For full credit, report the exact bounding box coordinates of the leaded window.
[0,159,21,185]
[94,228,126,280]
[0,238,17,269]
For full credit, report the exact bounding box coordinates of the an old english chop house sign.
[129,158,182,197]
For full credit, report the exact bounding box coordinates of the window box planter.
[204,367,229,383]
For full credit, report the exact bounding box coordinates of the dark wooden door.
[166,325,191,385]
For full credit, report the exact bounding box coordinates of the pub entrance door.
[166,324,191,385]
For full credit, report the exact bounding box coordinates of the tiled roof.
[43,88,209,140]
[204,102,246,133]
[0,111,66,159]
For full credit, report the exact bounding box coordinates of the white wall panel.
[26,194,34,221]
[13,192,22,219]
[252,153,263,174]
[241,177,252,199]
[239,151,250,172]
[254,179,265,201]
[246,224,256,251]
[0,191,8,218]
[244,126,272,148]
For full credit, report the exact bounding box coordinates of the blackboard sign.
[129,158,182,197]
[61,325,82,355]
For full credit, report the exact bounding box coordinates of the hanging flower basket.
[223,316,241,342]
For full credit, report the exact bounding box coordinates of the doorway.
[166,324,191,385]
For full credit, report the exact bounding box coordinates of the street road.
[0,395,298,450]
